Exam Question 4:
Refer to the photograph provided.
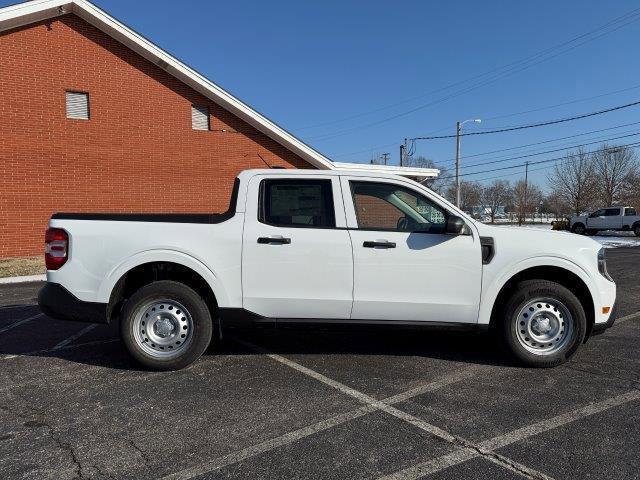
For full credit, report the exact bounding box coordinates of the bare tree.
[408,156,453,197]
[591,144,638,206]
[481,180,513,223]
[542,192,569,220]
[547,147,596,215]
[448,181,482,213]
[513,180,543,224]
[620,170,640,209]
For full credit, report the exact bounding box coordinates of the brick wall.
[0,14,314,258]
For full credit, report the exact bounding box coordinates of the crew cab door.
[603,207,623,229]
[586,209,607,229]
[242,175,353,319]
[341,176,482,323]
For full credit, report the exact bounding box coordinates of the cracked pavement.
[0,247,639,479]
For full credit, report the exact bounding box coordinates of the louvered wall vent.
[191,105,210,131]
[66,91,89,120]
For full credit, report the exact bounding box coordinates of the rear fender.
[96,249,229,308]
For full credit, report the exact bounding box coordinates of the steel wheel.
[573,224,585,235]
[132,299,194,359]
[513,297,574,356]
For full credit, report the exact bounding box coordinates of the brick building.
[0,0,437,259]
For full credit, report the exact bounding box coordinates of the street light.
[455,118,481,208]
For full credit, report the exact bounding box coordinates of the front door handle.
[257,236,291,245]
[363,240,396,249]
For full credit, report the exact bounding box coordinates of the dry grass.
[0,257,45,278]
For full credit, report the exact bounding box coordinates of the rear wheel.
[634,224,640,237]
[121,280,213,370]
[500,280,586,367]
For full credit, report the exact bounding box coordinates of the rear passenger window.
[605,208,620,216]
[259,179,335,228]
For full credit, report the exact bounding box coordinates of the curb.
[0,274,46,285]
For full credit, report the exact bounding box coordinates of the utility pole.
[521,161,529,226]
[381,153,390,165]
[400,138,408,166]
[455,121,462,208]
[454,119,481,208]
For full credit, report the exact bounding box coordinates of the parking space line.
[377,389,640,480]
[224,339,552,480]
[0,313,43,334]
[51,324,97,350]
[1,338,119,360]
[161,360,479,480]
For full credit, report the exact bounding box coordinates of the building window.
[191,105,210,130]
[66,91,90,120]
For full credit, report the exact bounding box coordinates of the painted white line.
[225,340,552,480]
[0,274,46,284]
[377,389,640,480]
[1,338,119,360]
[160,365,480,480]
[0,313,43,334]
[51,324,97,350]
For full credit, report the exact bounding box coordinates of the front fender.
[96,249,230,308]
[478,255,597,325]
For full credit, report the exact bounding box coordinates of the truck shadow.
[0,305,516,369]
[220,326,517,368]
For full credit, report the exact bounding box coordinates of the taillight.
[45,228,69,270]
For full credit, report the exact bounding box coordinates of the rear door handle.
[257,236,291,245]
[363,240,396,249]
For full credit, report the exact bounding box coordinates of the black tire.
[634,224,640,237]
[571,223,585,235]
[499,280,586,368]
[120,280,213,370]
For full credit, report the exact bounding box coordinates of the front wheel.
[120,280,213,370]
[571,223,585,235]
[500,280,586,367]
[634,224,640,237]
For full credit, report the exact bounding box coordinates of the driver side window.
[350,181,447,233]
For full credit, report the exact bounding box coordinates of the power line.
[329,97,640,161]
[306,9,640,142]
[296,7,640,134]
[457,130,640,172]
[430,120,640,167]
[437,140,640,181]
[437,129,640,173]
[412,99,640,140]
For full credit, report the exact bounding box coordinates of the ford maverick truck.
[39,169,617,370]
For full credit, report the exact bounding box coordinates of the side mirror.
[445,215,466,235]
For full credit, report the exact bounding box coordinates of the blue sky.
[5,0,640,188]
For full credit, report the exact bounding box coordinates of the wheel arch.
[571,222,585,233]
[99,251,228,327]
[483,259,596,341]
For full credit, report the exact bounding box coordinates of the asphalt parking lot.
[1,248,639,480]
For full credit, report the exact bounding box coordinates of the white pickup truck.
[39,169,617,370]
[570,206,640,236]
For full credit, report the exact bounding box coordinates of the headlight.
[598,248,613,281]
